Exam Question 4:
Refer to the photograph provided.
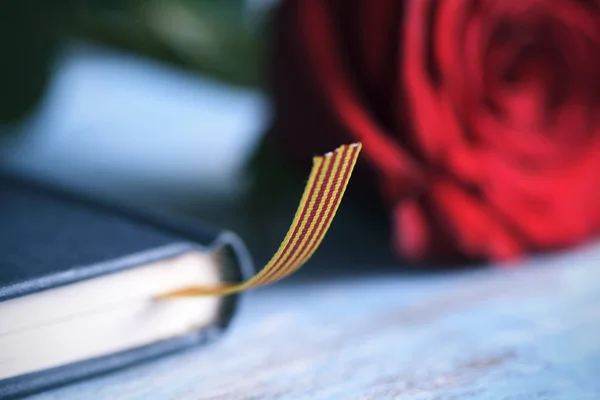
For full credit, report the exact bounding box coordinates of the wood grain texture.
[26,244,600,399]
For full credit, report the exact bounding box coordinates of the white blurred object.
[245,0,282,16]
[0,41,269,207]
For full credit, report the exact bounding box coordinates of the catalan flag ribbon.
[158,143,362,298]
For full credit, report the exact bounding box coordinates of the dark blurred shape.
[0,2,61,124]
[68,0,264,87]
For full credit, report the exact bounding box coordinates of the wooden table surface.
[26,243,600,399]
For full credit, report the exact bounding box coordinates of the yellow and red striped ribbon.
[158,143,362,298]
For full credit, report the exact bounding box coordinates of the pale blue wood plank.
[27,243,600,399]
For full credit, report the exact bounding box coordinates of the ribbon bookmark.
[157,143,362,298]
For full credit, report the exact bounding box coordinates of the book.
[0,172,253,399]
[0,142,363,399]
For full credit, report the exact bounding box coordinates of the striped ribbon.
[158,143,362,298]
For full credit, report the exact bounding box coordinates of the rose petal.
[301,0,423,197]
[431,181,524,261]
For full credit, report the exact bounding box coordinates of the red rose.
[267,0,600,263]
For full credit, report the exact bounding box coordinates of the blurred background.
[0,0,394,272]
